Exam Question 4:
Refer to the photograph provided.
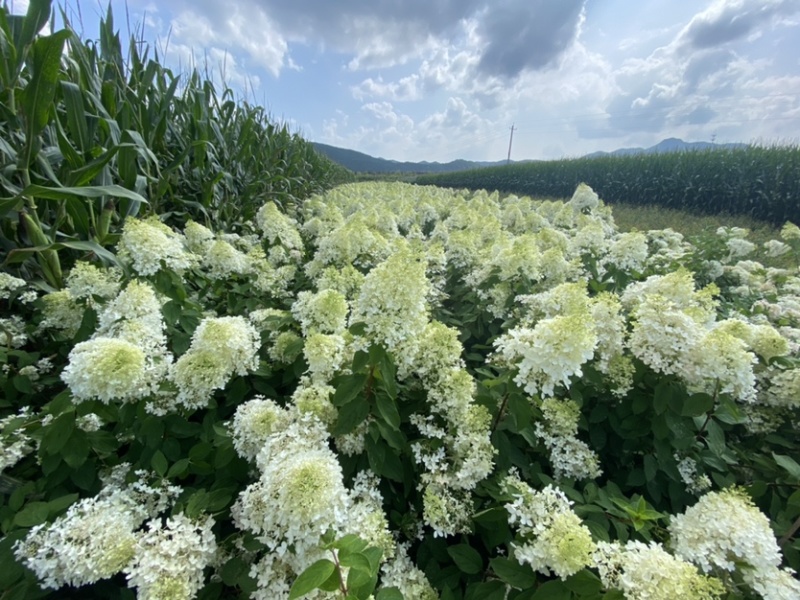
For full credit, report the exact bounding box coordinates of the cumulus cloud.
[476,0,585,77]
[155,0,586,79]
[677,0,800,51]
[584,0,800,140]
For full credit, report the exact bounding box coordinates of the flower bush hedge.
[2,181,800,599]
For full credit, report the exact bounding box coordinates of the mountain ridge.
[313,138,749,173]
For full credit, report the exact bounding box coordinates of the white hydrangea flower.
[422,483,473,537]
[779,222,800,241]
[292,381,337,426]
[172,316,261,409]
[230,397,292,462]
[183,220,215,254]
[66,261,122,301]
[762,367,800,408]
[255,201,304,253]
[76,413,104,432]
[62,337,151,403]
[0,272,27,299]
[96,280,168,355]
[203,239,252,278]
[234,447,348,555]
[627,298,701,376]
[125,514,217,600]
[763,239,791,257]
[0,408,35,473]
[683,327,757,403]
[593,541,724,600]
[569,183,600,212]
[14,468,180,590]
[502,478,595,578]
[303,332,346,381]
[291,288,349,335]
[117,216,197,276]
[494,314,597,397]
[351,242,430,352]
[669,488,785,575]
[535,398,601,481]
[380,543,438,600]
[39,290,84,337]
[15,494,140,589]
[675,455,712,495]
[606,231,649,272]
[743,565,800,600]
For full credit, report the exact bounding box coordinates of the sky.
[13,0,800,162]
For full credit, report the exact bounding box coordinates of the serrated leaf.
[289,559,336,599]
[490,557,536,589]
[773,453,800,480]
[14,501,49,527]
[447,544,483,575]
[332,374,367,407]
[40,411,75,455]
[375,588,403,600]
[564,569,603,595]
[151,450,168,477]
[375,392,400,431]
[332,395,370,437]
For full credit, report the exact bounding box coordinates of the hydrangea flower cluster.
[502,475,596,578]
[535,397,602,480]
[13,466,184,590]
[593,540,725,600]
[62,281,171,408]
[669,488,800,598]
[117,216,197,276]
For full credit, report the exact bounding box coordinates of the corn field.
[416,145,800,226]
[0,0,353,290]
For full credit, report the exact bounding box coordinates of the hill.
[313,138,750,173]
[311,142,522,173]
[583,137,748,158]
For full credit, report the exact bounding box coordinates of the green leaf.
[447,544,483,575]
[19,0,52,51]
[40,411,74,455]
[772,453,800,480]
[21,30,71,166]
[151,450,168,477]
[332,374,367,407]
[705,420,725,456]
[375,588,404,600]
[490,556,536,589]
[332,395,370,437]
[289,559,337,599]
[14,501,49,527]
[375,392,401,431]
[531,580,571,600]
[681,393,714,417]
[564,569,602,595]
[465,581,507,600]
[21,183,148,205]
[46,493,78,516]
[333,534,369,554]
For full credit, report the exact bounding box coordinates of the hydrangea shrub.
[2,182,800,599]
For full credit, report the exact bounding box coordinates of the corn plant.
[0,0,352,289]
[416,144,800,226]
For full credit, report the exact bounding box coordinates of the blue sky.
[14,0,800,162]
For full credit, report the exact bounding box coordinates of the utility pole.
[507,123,515,164]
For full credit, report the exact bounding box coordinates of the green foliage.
[0,0,353,289]
[415,144,800,226]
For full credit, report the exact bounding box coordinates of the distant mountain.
[312,142,523,173]
[583,137,748,158]
[313,138,750,173]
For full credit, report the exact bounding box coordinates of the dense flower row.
[2,182,799,599]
